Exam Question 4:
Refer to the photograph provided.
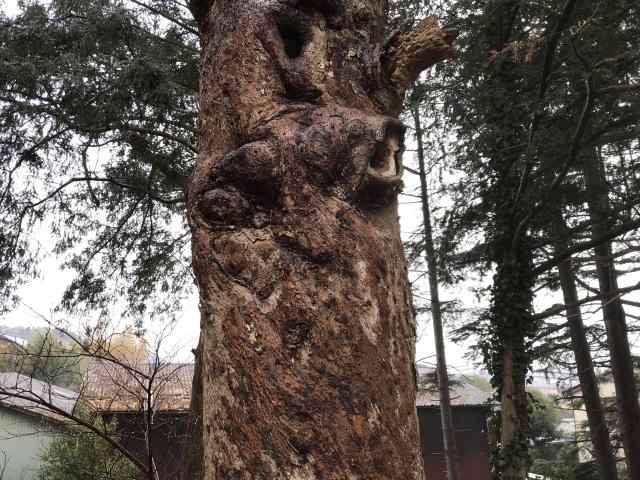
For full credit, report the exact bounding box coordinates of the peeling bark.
[385,17,459,92]
[186,2,455,478]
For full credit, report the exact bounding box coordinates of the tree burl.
[187,1,456,478]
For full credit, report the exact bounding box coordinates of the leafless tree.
[0,313,191,480]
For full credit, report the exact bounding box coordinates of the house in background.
[565,372,638,473]
[416,377,493,480]
[82,361,194,480]
[80,361,495,480]
[0,372,77,479]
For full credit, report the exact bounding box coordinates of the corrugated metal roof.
[81,362,193,412]
[0,372,78,420]
[416,381,492,407]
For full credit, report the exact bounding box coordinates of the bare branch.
[534,282,640,320]
[533,218,640,274]
[24,176,185,214]
[595,84,640,96]
[128,0,200,36]
[74,123,198,154]
[0,387,149,475]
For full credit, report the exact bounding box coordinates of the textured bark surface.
[182,341,204,480]
[187,1,455,478]
[499,342,528,479]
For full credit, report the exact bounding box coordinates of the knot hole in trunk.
[370,123,405,178]
[278,23,307,58]
[359,120,405,206]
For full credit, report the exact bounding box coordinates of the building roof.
[416,381,492,408]
[81,361,193,412]
[415,364,493,407]
[0,332,28,347]
[0,372,78,420]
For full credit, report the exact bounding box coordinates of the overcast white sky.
[1,0,17,15]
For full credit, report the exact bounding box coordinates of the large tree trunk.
[186,2,456,478]
[551,210,618,480]
[411,106,459,480]
[490,199,534,480]
[475,3,536,477]
[581,147,640,478]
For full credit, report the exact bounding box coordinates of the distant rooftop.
[416,380,492,408]
[0,332,28,347]
[0,372,78,420]
[415,365,493,407]
[82,362,193,412]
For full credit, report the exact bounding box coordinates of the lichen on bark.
[186,1,455,478]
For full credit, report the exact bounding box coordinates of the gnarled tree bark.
[186,1,456,478]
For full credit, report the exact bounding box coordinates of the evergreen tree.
[0,0,198,318]
[413,0,640,477]
[19,329,82,387]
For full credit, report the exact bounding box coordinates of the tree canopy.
[1,0,198,319]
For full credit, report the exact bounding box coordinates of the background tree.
[36,412,137,480]
[531,444,598,480]
[528,389,562,449]
[18,329,83,388]
[0,0,198,319]
[463,375,492,392]
[87,324,150,363]
[407,96,459,480]
[0,317,185,480]
[410,0,640,477]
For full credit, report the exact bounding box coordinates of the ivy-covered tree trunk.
[490,239,534,480]
[186,1,456,478]
[581,147,640,478]
[551,210,618,480]
[480,6,535,477]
